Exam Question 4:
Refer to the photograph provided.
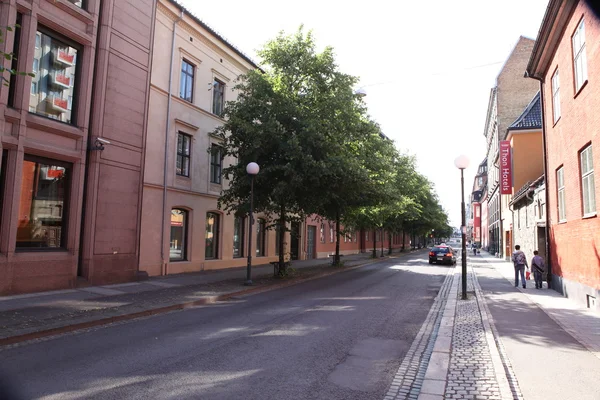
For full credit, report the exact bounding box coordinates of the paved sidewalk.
[475,251,600,359]
[0,250,423,345]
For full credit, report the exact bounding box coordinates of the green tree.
[0,25,34,86]
[214,27,363,274]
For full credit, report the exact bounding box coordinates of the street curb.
[0,250,424,347]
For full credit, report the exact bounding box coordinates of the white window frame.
[551,69,561,122]
[557,167,566,222]
[572,18,588,92]
[580,145,596,216]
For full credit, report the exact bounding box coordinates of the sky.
[179,0,550,227]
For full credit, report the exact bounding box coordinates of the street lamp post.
[454,155,470,300]
[245,162,260,286]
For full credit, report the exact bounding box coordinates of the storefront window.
[16,156,70,249]
[205,212,219,259]
[233,216,244,258]
[256,218,266,256]
[30,30,79,124]
[170,208,187,261]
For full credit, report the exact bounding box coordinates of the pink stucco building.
[0,0,156,294]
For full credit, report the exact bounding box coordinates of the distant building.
[483,37,539,258]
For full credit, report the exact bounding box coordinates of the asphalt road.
[0,253,451,400]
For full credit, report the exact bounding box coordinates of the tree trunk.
[334,211,341,265]
[278,204,286,275]
[388,231,392,255]
[372,229,377,258]
[401,230,405,252]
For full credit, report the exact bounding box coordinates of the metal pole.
[461,168,467,300]
[245,176,254,285]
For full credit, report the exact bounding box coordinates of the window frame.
[176,133,191,177]
[205,212,220,259]
[572,18,588,93]
[580,145,596,217]
[551,68,561,123]
[180,59,195,103]
[212,78,225,116]
[169,208,188,262]
[7,13,22,108]
[209,144,223,184]
[320,223,325,243]
[30,26,83,126]
[557,166,566,222]
[16,154,72,251]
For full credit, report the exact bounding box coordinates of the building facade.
[138,0,286,276]
[506,91,546,262]
[483,37,539,259]
[470,158,487,247]
[526,0,600,311]
[0,0,156,294]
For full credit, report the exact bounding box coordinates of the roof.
[510,175,545,206]
[170,0,260,69]
[479,157,488,167]
[508,91,542,130]
[526,0,578,78]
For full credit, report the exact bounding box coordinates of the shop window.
[16,155,70,250]
[170,208,187,261]
[205,212,220,259]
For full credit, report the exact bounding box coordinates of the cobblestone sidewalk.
[385,260,518,400]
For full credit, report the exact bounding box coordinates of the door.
[290,222,300,260]
[307,225,316,259]
[505,231,512,260]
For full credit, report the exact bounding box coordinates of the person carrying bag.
[531,250,546,289]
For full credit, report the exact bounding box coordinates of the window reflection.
[17,156,70,249]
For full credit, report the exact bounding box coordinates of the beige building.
[139,0,284,277]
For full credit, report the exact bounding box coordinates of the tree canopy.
[213,26,451,271]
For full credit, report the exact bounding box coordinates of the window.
[7,13,22,108]
[30,29,79,124]
[354,232,357,242]
[180,60,194,102]
[210,145,222,184]
[212,79,225,116]
[572,19,588,92]
[557,167,566,222]
[176,133,191,177]
[581,145,596,216]
[320,223,325,243]
[256,218,266,256]
[205,212,219,259]
[552,69,561,122]
[0,151,7,229]
[170,208,187,261]
[16,155,70,250]
[233,216,244,258]
[275,224,281,255]
[35,33,41,49]
[31,82,37,95]
[329,224,334,243]
[365,231,369,242]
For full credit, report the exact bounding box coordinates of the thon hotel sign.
[500,141,512,195]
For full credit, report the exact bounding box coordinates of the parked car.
[428,245,457,265]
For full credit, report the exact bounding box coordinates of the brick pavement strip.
[384,266,455,400]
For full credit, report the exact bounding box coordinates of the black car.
[428,245,456,265]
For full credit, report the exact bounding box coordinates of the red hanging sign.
[500,140,512,195]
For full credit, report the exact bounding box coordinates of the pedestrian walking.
[531,250,546,289]
[511,245,528,289]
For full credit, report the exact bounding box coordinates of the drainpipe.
[526,72,551,288]
[160,9,184,276]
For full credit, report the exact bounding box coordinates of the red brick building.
[526,0,600,310]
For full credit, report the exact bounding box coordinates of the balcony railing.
[54,49,75,66]
[50,71,72,89]
[47,96,69,113]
